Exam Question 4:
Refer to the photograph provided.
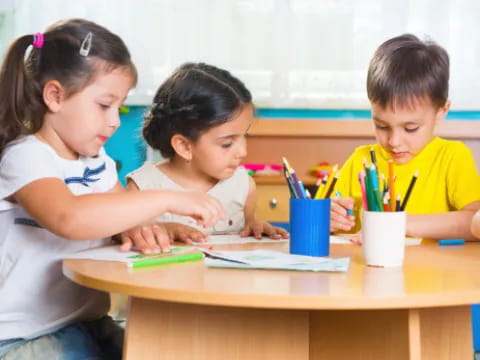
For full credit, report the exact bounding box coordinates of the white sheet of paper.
[64,245,194,263]
[204,249,350,272]
[64,245,139,263]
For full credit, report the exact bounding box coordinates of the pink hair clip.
[32,32,44,48]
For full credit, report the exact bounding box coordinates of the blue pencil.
[335,190,354,216]
[438,239,465,246]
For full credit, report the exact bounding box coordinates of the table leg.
[124,297,309,360]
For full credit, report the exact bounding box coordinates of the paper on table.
[203,249,350,272]
[64,245,200,265]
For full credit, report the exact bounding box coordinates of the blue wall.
[104,106,146,186]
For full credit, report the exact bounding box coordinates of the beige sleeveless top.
[126,162,250,234]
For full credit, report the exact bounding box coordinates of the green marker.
[129,252,203,269]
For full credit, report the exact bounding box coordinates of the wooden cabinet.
[254,176,317,222]
[255,181,290,222]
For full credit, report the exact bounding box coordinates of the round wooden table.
[63,242,480,360]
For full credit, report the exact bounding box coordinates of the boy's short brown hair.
[367,34,449,110]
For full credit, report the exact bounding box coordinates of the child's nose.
[108,113,121,129]
[236,139,247,158]
[388,131,401,147]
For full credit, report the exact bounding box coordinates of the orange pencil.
[388,160,395,211]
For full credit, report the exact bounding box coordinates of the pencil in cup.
[400,170,419,211]
[369,164,383,212]
[358,170,368,210]
[319,164,338,199]
[324,172,339,199]
[388,160,395,211]
[314,177,328,199]
[282,157,306,199]
[282,164,298,198]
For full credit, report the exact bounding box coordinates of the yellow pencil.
[319,164,338,199]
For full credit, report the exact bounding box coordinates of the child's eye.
[375,124,389,131]
[405,127,419,133]
[221,143,233,149]
[99,103,111,110]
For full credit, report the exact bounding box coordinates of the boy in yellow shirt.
[332,34,480,241]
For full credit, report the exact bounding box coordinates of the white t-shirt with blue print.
[0,135,117,340]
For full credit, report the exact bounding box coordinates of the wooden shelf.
[250,118,480,139]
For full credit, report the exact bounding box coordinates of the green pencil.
[129,252,204,269]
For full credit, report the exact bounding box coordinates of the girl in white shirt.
[0,19,222,359]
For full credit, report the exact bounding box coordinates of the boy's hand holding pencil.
[330,195,355,232]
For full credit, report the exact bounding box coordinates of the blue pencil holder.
[289,198,331,257]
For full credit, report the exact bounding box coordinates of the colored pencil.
[369,164,383,211]
[383,192,390,212]
[282,157,305,199]
[335,190,354,216]
[282,164,297,198]
[324,171,339,199]
[358,170,368,210]
[314,177,328,199]
[388,160,395,211]
[395,194,401,212]
[400,170,419,211]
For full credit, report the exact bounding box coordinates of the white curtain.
[2,0,480,109]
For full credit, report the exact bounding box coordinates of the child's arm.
[407,201,480,241]
[14,177,224,241]
[118,179,208,253]
[240,177,289,239]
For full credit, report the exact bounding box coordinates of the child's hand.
[120,223,171,254]
[161,222,208,244]
[330,196,355,232]
[349,232,362,244]
[165,190,225,228]
[471,210,480,238]
[120,222,208,254]
[240,220,290,240]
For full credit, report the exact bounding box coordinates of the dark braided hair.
[143,62,252,158]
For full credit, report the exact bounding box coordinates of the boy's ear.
[170,134,193,161]
[43,80,65,112]
[435,100,451,123]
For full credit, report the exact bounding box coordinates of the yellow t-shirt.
[334,137,480,234]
